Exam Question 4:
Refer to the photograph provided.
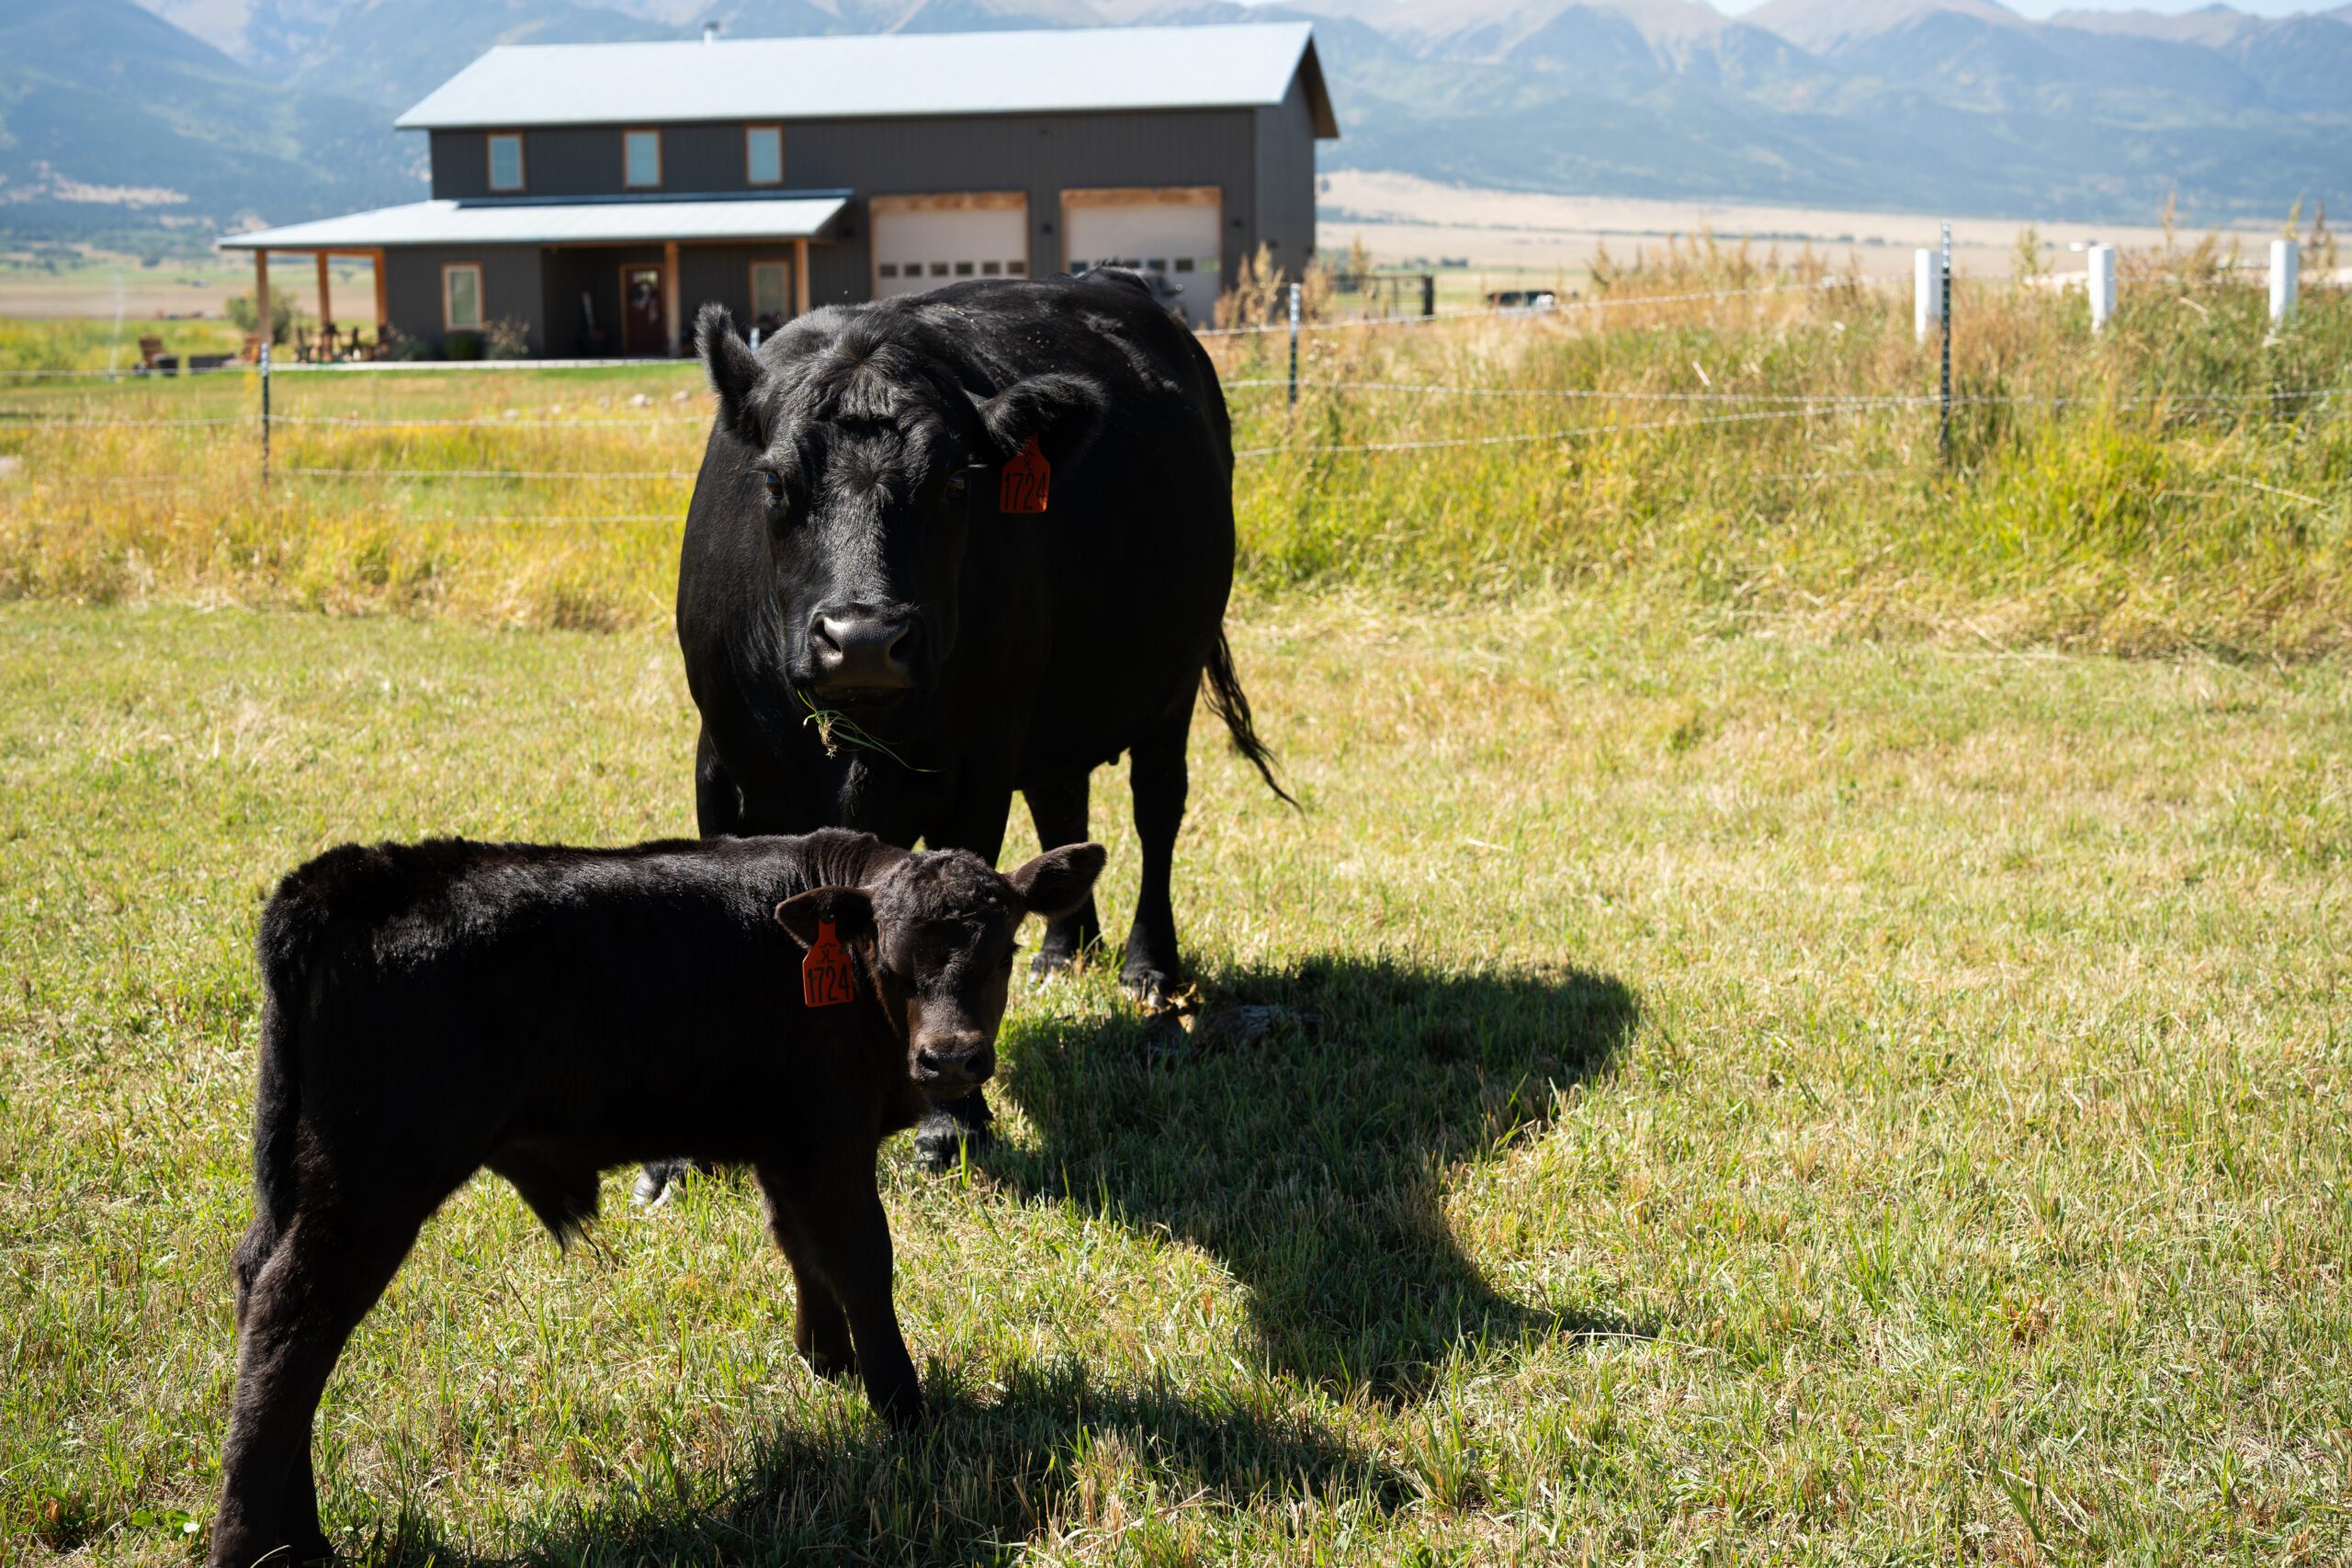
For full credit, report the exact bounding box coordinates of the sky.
[1713,0,2333,13]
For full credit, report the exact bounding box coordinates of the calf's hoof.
[798,1341,859,1383]
[915,1093,993,1173]
[1121,964,1177,1013]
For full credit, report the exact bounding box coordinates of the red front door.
[621,265,665,355]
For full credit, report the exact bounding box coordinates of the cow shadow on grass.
[986,955,1643,1404]
[363,1355,1404,1565]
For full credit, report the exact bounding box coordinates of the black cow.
[664,269,1290,1178]
[211,828,1104,1568]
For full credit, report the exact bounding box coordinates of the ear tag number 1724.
[802,919,855,1009]
[1000,435,1050,514]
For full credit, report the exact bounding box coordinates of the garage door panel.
[873,199,1028,300]
[1064,191,1221,326]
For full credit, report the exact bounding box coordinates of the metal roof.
[394,23,1339,137]
[219,193,850,251]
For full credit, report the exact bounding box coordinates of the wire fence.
[4,279,2343,527]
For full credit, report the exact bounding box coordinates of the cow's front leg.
[1122,699,1193,1009]
[1023,773,1103,980]
[916,783,1012,1170]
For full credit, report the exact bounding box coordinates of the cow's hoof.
[1121,965,1176,1013]
[1029,947,1081,985]
[915,1106,993,1172]
[800,1343,859,1383]
[631,1162,679,1209]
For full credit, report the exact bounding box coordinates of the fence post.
[2270,238,2300,326]
[1421,274,1435,319]
[1914,248,1941,343]
[1287,280,1301,409]
[2087,244,2117,333]
[1939,222,1953,462]
[259,339,272,489]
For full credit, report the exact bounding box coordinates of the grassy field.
[4,597,2346,1564]
[2,273,2349,1562]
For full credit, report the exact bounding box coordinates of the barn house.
[219,23,1338,356]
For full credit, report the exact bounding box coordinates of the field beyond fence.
[3,270,2346,656]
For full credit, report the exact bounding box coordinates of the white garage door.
[1065,191,1223,326]
[872,199,1029,299]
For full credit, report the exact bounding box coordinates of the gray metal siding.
[1253,74,1319,278]
[382,244,548,355]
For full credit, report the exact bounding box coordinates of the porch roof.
[219,192,850,252]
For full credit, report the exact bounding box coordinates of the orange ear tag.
[801,919,856,1009]
[1000,435,1050,514]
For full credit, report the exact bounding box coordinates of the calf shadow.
[987,955,1642,1403]
[364,1356,1401,1565]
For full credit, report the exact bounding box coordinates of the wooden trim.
[486,131,526,194]
[749,257,793,324]
[441,262,484,333]
[662,241,682,356]
[371,250,388,329]
[1059,185,1222,211]
[745,123,784,187]
[868,190,1025,217]
[1059,185,1222,274]
[315,253,333,328]
[794,238,809,320]
[622,128,662,189]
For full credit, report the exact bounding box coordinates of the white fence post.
[2270,238,2300,326]
[2087,244,2117,332]
[1914,248,1941,343]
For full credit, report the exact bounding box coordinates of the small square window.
[981,260,1001,276]
[1174,256,1194,272]
[1148,258,1167,272]
[929,262,948,277]
[955,261,975,276]
[487,133,524,193]
[623,130,662,188]
[878,263,899,278]
[1006,259,1026,276]
[746,125,783,186]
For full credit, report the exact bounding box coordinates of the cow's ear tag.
[1000,435,1050,514]
[801,919,855,1009]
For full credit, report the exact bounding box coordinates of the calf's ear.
[775,886,876,949]
[1007,842,1107,921]
[972,373,1105,465]
[696,303,766,448]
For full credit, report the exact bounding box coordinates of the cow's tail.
[1203,628,1300,810]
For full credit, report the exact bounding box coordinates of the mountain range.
[3,0,2344,243]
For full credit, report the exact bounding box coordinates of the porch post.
[663,240,682,356]
[371,251,389,332]
[253,249,270,358]
[794,238,809,318]
[315,252,334,327]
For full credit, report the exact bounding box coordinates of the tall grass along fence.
[2,265,2346,654]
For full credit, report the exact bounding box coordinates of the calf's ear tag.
[1000,435,1050,514]
[801,919,855,1009]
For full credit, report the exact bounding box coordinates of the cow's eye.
[943,470,969,508]
[757,469,785,506]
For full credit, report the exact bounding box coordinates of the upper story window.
[623,129,662,189]
[487,133,524,193]
[746,125,783,186]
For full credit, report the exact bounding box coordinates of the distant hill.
[4,0,2340,243]
[0,0,419,239]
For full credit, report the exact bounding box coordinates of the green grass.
[4,278,2347,655]
[4,597,2347,1564]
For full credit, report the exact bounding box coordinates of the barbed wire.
[279,467,695,481]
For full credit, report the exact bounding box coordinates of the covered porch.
[220,192,849,360]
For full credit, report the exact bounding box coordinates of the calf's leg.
[1023,773,1103,979]
[211,1213,416,1568]
[755,1161,923,1431]
[1122,694,1195,1008]
[759,1179,856,1381]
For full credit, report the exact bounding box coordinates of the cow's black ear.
[1006,842,1106,921]
[973,373,1105,464]
[775,886,876,949]
[697,303,765,447]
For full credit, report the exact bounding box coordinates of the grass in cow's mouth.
[3,597,2346,1563]
[795,689,934,772]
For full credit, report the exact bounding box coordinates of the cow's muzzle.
[911,1034,994,1096]
[809,603,922,697]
